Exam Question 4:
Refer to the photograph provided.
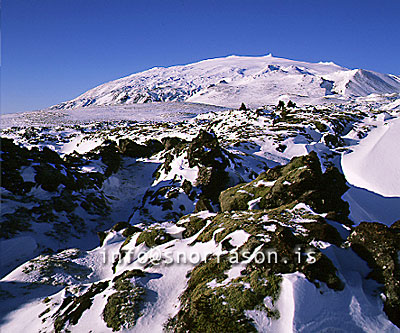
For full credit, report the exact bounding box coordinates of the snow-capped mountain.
[51,54,400,110]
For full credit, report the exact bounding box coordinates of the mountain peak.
[50,54,400,110]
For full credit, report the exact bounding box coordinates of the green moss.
[348,222,400,326]
[122,225,141,238]
[121,234,134,248]
[219,154,319,213]
[219,152,349,222]
[219,183,255,212]
[103,270,146,331]
[179,215,210,238]
[192,206,343,291]
[185,256,231,294]
[196,210,266,244]
[314,121,328,132]
[166,255,282,333]
[111,221,130,232]
[166,292,256,333]
[136,227,173,247]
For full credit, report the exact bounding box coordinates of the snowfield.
[0,102,227,130]
[342,114,400,197]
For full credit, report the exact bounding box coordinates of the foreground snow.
[342,114,400,197]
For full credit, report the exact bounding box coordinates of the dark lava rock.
[219,152,350,223]
[181,179,193,196]
[119,138,163,158]
[348,222,400,327]
[161,136,188,151]
[391,220,400,230]
[98,141,122,177]
[187,130,229,201]
[1,138,34,194]
[323,133,344,148]
[302,219,343,246]
[194,196,214,213]
[34,163,68,192]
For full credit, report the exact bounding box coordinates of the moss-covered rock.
[22,249,92,285]
[314,121,328,132]
[136,226,173,247]
[122,225,142,238]
[52,191,77,213]
[0,139,39,194]
[166,254,282,333]
[187,130,229,201]
[111,221,131,232]
[0,207,33,238]
[97,231,107,247]
[219,152,349,223]
[178,213,214,238]
[195,207,343,288]
[323,133,344,149]
[181,179,193,196]
[168,201,345,331]
[103,270,146,331]
[194,196,214,213]
[219,181,264,212]
[348,222,400,327]
[301,219,343,246]
[34,163,67,192]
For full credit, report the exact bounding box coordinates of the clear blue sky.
[2,0,399,114]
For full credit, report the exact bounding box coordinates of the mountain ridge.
[50,54,400,110]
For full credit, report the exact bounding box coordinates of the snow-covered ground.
[342,114,400,197]
[0,102,227,130]
[1,55,400,333]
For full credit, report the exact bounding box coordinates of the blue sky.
[2,0,400,114]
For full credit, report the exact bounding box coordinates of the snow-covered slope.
[51,54,400,110]
[342,113,400,197]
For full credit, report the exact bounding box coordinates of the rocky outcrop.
[219,151,349,223]
[53,281,110,332]
[187,130,229,201]
[0,138,108,245]
[103,270,146,331]
[348,222,400,327]
[137,130,233,223]
[119,138,163,158]
[166,153,350,332]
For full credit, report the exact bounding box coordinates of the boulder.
[219,152,350,222]
[348,222,400,327]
